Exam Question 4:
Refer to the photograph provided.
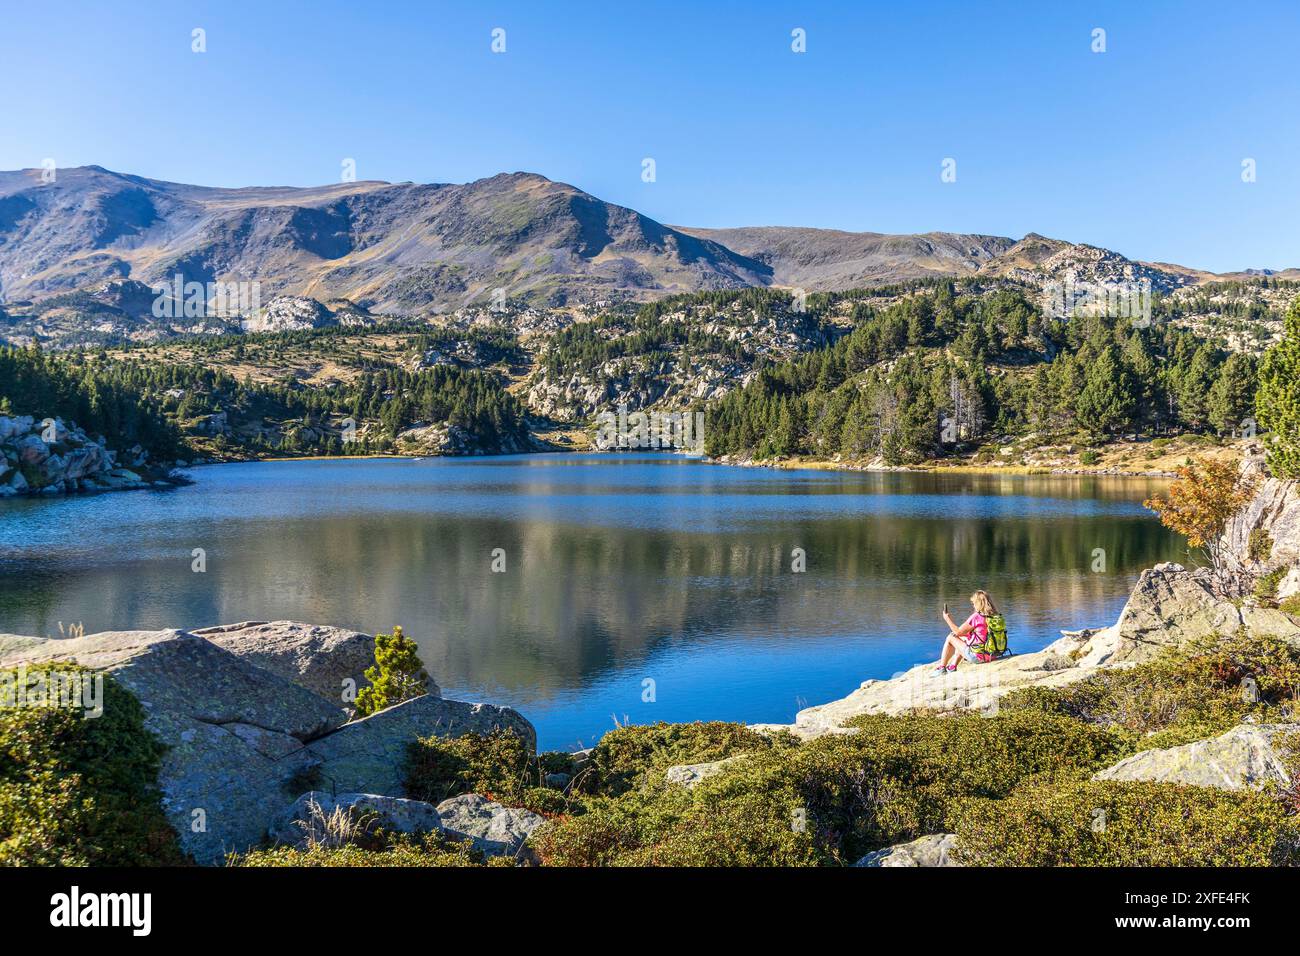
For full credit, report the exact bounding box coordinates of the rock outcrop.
[1107,563,1300,663]
[1094,723,1298,791]
[757,562,1300,740]
[1224,459,1300,568]
[0,414,169,496]
[0,624,534,865]
[433,794,545,860]
[854,833,961,867]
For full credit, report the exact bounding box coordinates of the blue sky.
[2,0,1297,271]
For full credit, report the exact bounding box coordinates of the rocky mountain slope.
[675,225,1015,290]
[0,166,769,320]
[4,165,1288,352]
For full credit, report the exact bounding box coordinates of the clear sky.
[2,0,1297,272]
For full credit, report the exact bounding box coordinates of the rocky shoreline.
[0,413,184,497]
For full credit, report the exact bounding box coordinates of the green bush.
[1000,632,1300,749]
[1079,450,1101,465]
[0,664,186,865]
[956,779,1300,866]
[404,728,533,804]
[1255,568,1287,602]
[533,711,1124,866]
[1249,527,1275,563]
[232,832,515,867]
[586,720,786,797]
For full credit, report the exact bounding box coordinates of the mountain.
[0,166,770,314]
[0,166,1292,346]
[673,225,1016,289]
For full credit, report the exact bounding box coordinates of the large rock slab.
[193,621,415,706]
[1094,723,1299,791]
[758,626,1123,739]
[0,629,345,739]
[760,562,1300,740]
[304,693,537,796]
[0,629,342,865]
[435,794,544,859]
[855,833,961,867]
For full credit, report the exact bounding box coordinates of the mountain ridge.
[0,166,1293,328]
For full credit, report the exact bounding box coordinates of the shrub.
[404,728,533,804]
[1143,456,1256,570]
[353,625,429,717]
[955,779,1300,866]
[533,711,1124,866]
[1249,527,1275,563]
[0,664,186,865]
[1000,632,1300,749]
[232,831,515,867]
[1281,594,1300,616]
[586,720,785,797]
[1255,567,1286,602]
[1079,450,1101,465]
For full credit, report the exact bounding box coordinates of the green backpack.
[972,615,1009,662]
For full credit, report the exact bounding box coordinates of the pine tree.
[353,626,431,717]
[1207,353,1256,436]
[1076,346,1137,436]
[1257,299,1300,477]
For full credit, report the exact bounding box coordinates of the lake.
[0,454,1183,751]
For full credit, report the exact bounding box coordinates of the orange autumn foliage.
[1144,457,1256,570]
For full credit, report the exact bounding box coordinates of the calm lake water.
[0,454,1184,750]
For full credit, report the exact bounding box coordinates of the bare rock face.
[1094,724,1299,791]
[192,620,429,707]
[854,833,961,867]
[241,296,336,333]
[434,794,545,859]
[1224,458,1300,568]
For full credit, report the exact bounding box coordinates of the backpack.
[971,615,1009,662]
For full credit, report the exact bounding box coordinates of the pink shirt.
[963,613,988,646]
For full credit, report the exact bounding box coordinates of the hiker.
[933,590,1008,675]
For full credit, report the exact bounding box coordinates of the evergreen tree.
[1076,346,1137,436]
[1257,300,1300,477]
[353,626,430,717]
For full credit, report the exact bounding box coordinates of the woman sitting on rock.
[932,590,1007,675]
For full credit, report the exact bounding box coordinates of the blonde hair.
[971,590,998,616]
